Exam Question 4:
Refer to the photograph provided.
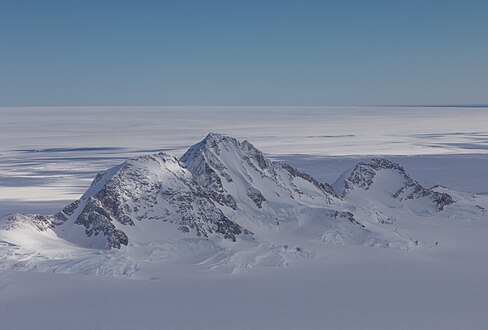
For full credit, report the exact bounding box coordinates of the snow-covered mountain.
[2,133,486,276]
[5,152,249,249]
[180,133,341,233]
[334,158,454,214]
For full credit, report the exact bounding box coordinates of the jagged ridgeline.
[5,133,455,249]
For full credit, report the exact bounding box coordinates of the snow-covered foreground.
[2,242,488,330]
[1,106,488,329]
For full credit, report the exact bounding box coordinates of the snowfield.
[1,106,488,330]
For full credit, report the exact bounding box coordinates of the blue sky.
[1,0,487,106]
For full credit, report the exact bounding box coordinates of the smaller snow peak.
[343,158,408,192]
[341,158,455,212]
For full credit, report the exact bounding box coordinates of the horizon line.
[1,104,488,109]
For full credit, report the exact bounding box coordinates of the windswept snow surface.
[1,106,488,330]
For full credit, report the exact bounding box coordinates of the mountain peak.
[199,132,239,149]
[181,133,338,231]
[203,132,227,143]
[337,158,454,212]
[183,132,266,164]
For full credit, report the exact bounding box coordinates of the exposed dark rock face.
[344,163,376,192]
[247,186,266,208]
[430,193,455,211]
[327,210,364,228]
[74,197,129,249]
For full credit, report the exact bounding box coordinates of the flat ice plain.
[1,106,487,330]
